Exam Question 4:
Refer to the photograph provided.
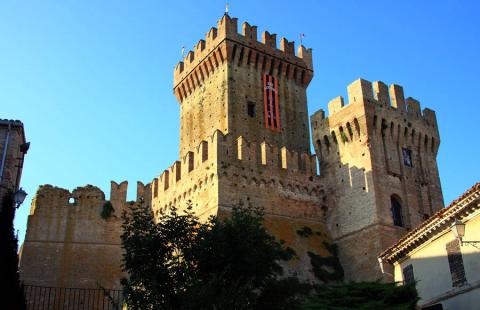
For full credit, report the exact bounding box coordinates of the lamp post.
[14,187,27,208]
[451,219,480,247]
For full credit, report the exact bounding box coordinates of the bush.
[100,201,114,219]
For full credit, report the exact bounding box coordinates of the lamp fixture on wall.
[451,219,480,247]
[14,187,27,208]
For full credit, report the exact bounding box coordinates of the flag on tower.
[181,46,185,57]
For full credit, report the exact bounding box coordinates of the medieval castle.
[19,14,444,292]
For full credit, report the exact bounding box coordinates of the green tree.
[120,202,418,310]
[120,201,200,309]
[0,191,26,310]
[180,204,301,309]
[120,202,303,310]
[300,281,419,310]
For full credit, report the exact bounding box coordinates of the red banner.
[263,74,280,131]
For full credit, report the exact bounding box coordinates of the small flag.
[181,46,185,57]
[300,33,305,45]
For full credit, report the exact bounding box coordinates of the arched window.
[391,195,404,227]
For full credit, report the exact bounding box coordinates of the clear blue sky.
[1,1,479,243]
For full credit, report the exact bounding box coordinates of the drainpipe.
[14,142,29,191]
[0,122,12,185]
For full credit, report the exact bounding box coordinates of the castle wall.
[216,133,328,281]
[151,132,219,222]
[150,129,332,282]
[19,182,131,290]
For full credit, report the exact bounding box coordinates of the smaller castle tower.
[311,78,444,281]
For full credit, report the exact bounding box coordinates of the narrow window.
[188,152,194,172]
[247,101,256,118]
[346,122,353,139]
[316,139,322,154]
[263,74,280,131]
[446,239,467,287]
[391,195,403,227]
[402,148,413,167]
[201,141,208,162]
[323,135,330,149]
[153,179,158,198]
[402,264,415,285]
[331,131,338,144]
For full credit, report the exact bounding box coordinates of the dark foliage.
[0,191,26,309]
[301,281,419,310]
[120,202,301,309]
[296,226,313,237]
[121,201,418,310]
[308,242,344,282]
[100,201,115,219]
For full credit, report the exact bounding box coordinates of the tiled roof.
[379,182,480,264]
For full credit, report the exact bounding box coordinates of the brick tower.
[174,14,313,157]
[151,14,330,281]
[310,79,444,281]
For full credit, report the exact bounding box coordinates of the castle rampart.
[151,130,321,221]
[19,182,137,290]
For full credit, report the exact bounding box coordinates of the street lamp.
[451,219,480,247]
[14,187,27,208]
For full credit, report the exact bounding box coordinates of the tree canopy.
[120,201,418,310]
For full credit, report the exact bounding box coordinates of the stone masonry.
[18,181,142,290]
[311,79,443,281]
[0,120,28,205]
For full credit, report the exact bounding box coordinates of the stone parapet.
[151,129,321,220]
[173,14,313,103]
[313,78,438,131]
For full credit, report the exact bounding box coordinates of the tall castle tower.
[174,14,313,157]
[311,79,444,281]
[151,14,329,281]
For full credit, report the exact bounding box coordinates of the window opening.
[402,264,415,285]
[247,101,256,118]
[391,195,404,227]
[402,148,413,167]
[446,239,467,287]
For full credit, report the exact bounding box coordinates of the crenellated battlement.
[227,135,318,176]
[315,78,438,129]
[173,14,313,103]
[151,129,320,217]
[152,130,318,198]
[152,131,218,201]
[30,181,138,216]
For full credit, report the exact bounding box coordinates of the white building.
[379,182,480,310]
